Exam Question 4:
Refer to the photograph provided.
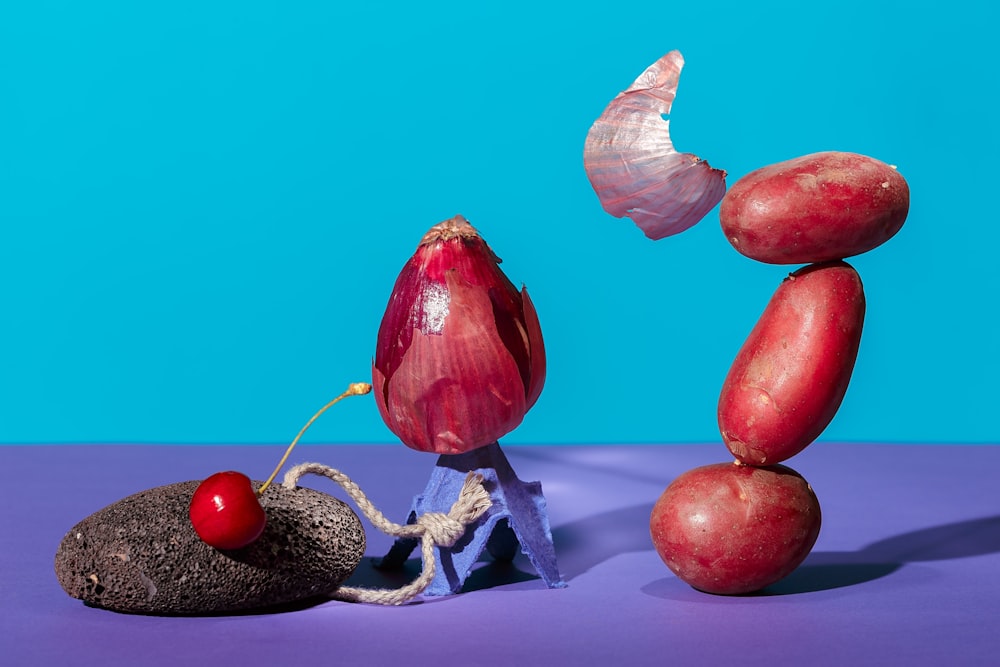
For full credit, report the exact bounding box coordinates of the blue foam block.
[377,441,565,596]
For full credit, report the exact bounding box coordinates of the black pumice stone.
[54,480,365,615]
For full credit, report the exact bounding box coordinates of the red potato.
[719,261,865,465]
[650,462,821,595]
[720,151,909,264]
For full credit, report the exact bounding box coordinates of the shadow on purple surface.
[79,593,340,617]
[861,514,1000,561]
[763,558,902,595]
[339,554,541,599]
[641,514,1000,598]
[337,502,659,596]
[762,514,1000,595]
[550,503,656,579]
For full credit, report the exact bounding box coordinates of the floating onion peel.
[584,50,727,240]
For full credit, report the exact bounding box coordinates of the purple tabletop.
[4,443,999,666]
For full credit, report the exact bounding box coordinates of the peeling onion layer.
[584,50,727,240]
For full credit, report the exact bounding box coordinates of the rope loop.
[282,462,491,605]
[415,512,467,548]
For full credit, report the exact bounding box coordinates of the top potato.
[720,151,909,264]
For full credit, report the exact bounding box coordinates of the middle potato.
[718,261,865,465]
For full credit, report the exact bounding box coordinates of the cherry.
[188,382,372,550]
[189,471,267,550]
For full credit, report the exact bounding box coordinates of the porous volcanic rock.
[55,480,365,614]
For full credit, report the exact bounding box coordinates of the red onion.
[373,215,545,455]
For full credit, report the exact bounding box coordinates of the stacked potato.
[650,152,910,594]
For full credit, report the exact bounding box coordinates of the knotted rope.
[282,462,492,606]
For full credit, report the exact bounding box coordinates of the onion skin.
[373,215,545,455]
[650,462,821,595]
[718,261,865,465]
[720,151,909,264]
[583,50,726,240]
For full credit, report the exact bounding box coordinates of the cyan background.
[2,1,996,445]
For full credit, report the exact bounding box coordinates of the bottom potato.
[650,462,821,594]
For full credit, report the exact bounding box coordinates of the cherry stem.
[257,382,372,496]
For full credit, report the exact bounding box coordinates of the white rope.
[282,462,492,605]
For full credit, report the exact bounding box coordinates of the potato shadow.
[547,502,908,596]
[765,514,1000,595]
[546,503,1000,596]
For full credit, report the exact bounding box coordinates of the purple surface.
[5,443,1000,666]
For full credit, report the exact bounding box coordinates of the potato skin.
[649,462,821,595]
[720,151,909,264]
[718,261,865,465]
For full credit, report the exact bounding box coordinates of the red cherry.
[184,385,371,550]
[189,471,267,550]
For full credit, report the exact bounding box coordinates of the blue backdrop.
[2,1,996,445]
